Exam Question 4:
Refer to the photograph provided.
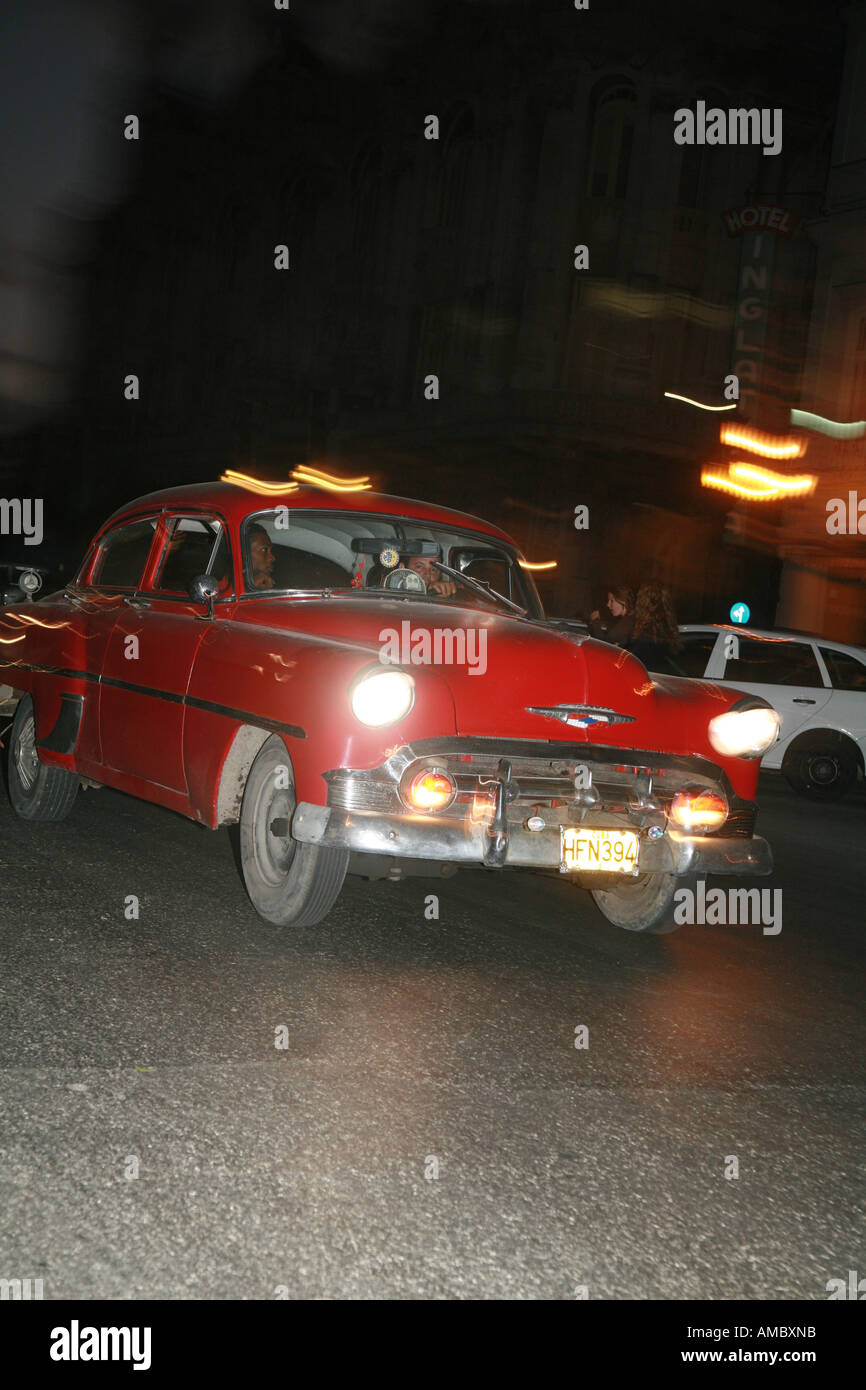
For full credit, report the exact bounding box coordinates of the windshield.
[239,509,542,617]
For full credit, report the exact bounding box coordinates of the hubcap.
[14,713,39,792]
[808,755,839,786]
[254,769,297,884]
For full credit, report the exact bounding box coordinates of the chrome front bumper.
[292,801,773,878]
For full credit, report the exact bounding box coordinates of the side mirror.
[189,573,219,621]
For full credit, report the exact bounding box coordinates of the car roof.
[679,623,866,659]
[99,481,516,546]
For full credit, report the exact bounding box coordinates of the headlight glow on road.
[351,669,415,726]
[708,706,781,759]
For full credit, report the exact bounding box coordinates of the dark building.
[1,0,849,625]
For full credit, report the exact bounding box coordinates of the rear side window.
[669,631,718,677]
[153,517,232,595]
[91,518,158,589]
[819,647,866,692]
[721,637,823,688]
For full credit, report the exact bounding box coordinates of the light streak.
[664,392,737,412]
[221,469,299,495]
[291,465,372,492]
[4,613,71,629]
[729,462,815,495]
[790,409,866,439]
[720,425,806,458]
[702,469,780,499]
[701,461,817,500]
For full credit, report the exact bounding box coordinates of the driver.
[247,525,276,590]
[404,555,457,598]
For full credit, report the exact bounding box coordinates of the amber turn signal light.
[668,788,728,832]
[402,767,457,811]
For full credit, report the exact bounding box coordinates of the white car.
[653,625,866,801]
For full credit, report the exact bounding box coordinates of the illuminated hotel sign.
[722,201,800,414]
[723,205,800,237]
[725,205,797,418]
[731,230,772,416]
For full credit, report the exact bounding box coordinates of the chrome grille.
[325,747,752,838]
[327,773,399,813]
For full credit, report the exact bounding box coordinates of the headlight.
[350,669,415,727]
[708,705,780,759]
[19,570,42,595]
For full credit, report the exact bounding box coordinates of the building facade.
[4,1,850,628]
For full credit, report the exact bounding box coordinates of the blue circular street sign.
[729,602,750,625]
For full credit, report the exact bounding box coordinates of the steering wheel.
[383,567,426,593]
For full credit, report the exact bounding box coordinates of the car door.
[709,633,833,763]
[67,516,162,766]
[99,513,234,792]
[816,644,866,754]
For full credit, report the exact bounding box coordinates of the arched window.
[676,89,726,208]
[351,144,382,251]
[677,143,705,208]
[438,104,475,229]
[587,81,636,199]
[284,174,314,231]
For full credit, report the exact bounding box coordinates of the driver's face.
[250,533,275,583]
[407,556,437,584]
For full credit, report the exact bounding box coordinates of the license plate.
[561,826,639,874]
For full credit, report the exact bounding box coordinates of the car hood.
[233,596,732,752]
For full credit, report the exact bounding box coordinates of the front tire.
[7,695,79,822]
[239,735,348,927]
[591,871,696,934]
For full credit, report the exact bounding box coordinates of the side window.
[819,647,866,692]
[91,519,158,589]
[669,631,718,677]
[452,547,530,607]
[457,552,511,594]
[153,517,232,595]
[721,638,824,688]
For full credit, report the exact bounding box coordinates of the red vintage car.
[0,481,780,933]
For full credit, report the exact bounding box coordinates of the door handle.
[123,595,150,610]
[792,698,816,704]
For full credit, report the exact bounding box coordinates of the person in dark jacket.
[589,584,634,646]
[627,582,681,671]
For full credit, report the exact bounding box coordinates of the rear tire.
[7,695,79,822]
[783,735,859,802]
[591,871,696,934]
[239,735,348,926]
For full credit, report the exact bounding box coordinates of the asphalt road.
[0,768,863,1300]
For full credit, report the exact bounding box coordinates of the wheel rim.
[14,712,39,792]
[252,767,297,886]
[806,754,840,787]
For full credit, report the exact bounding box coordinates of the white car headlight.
[350,669,415,727]
[708,705,781,759]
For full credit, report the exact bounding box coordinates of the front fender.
[644,673,764,801]
[183,620,457,823]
